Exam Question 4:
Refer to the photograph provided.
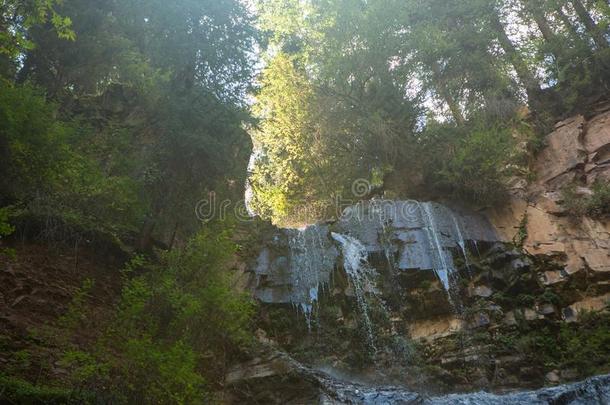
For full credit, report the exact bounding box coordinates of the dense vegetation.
[1,0,257,244]
[0,0,609,402]
[247,0,610,225]
[1,0,258,401]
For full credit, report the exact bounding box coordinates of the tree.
[10,0,259,246]
[571,0,609,49]
[249,0,419,224]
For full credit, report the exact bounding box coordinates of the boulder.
[408,316,464,341]
[545,370,560,384]
[562,293,610,322]
[470,285,493,298]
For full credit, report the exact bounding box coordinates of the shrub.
[587,181,610,217]
[0,374,80,404]
[561,181,610,218]
[0,81,144,238]
[0,206,16,257]
[444,129,510,202]
[62,222,256,403]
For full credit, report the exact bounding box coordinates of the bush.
[421,121,521,204]
[58,222,256,403]
[0,374,84,404]
[0,206,16,257]
[561,181,610,218]
[0,81,144,238]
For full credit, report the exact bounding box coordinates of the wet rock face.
[250,200,498,307]
[248,200,610,394]
[252,224,338,305]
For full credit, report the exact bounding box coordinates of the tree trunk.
[489,13,540,102]
[430,60,465,126]
[168,221,179,251]
[137,217,156,252]
[571,0,609,49]
[554,5,583,41]
[526,2,556,43]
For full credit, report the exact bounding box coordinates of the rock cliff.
[230,108,610,402]
[486,107,610,279]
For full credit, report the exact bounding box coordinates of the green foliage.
[0,206,17,257]
[559,311,610,375]
[0,81,144,236]
[0,0,75,59]
[561,181,610,218]
[514,213,529,247]
[0,374,83,404]
[2,0,258,244]
[422,121,521,204]
[49,224,256,403]
[250,0,610,221]
[111,338,208,404]
[516,294,536,307]
[0,206,14,237]
[587,182,610,217]
[538,289,563,306]
[248,53,353,224]
[496,311,610,376]
[56,279,94,334]
[0,0,258,402]
[249,4,419,224]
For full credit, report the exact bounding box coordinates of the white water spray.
[289,225,336,331]
[419,202,452,291]
[331,232,379,352]
[451,212,471,272]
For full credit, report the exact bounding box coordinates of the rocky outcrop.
[245,108,610,399]
[226,348,610,404]
[485,107,610,295]
[250,200,498,307]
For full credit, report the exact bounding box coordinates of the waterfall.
[451,212,471,272]
[418,202,453,291]
[254,199,498,332]
[370,199,396,271]
[331,232,379,352]
[289,225,337,330]
[244,144,263,217]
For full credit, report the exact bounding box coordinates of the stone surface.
[533,115,586,185]
[251,200,499,305]
[227,353,610,404]
[562,293,610,322]
[485,107,610,286]
[471,285,493,298]
[545,370,560,384]
[408,316,464,341]
[584,110,610,153]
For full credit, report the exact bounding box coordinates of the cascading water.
[331,232,380,352]
[370,199,396,272]
[244,144,264,217]
[418,202,453,291]
[288,225,337,330]
[253,199,498,345]
[451,212,471,272]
